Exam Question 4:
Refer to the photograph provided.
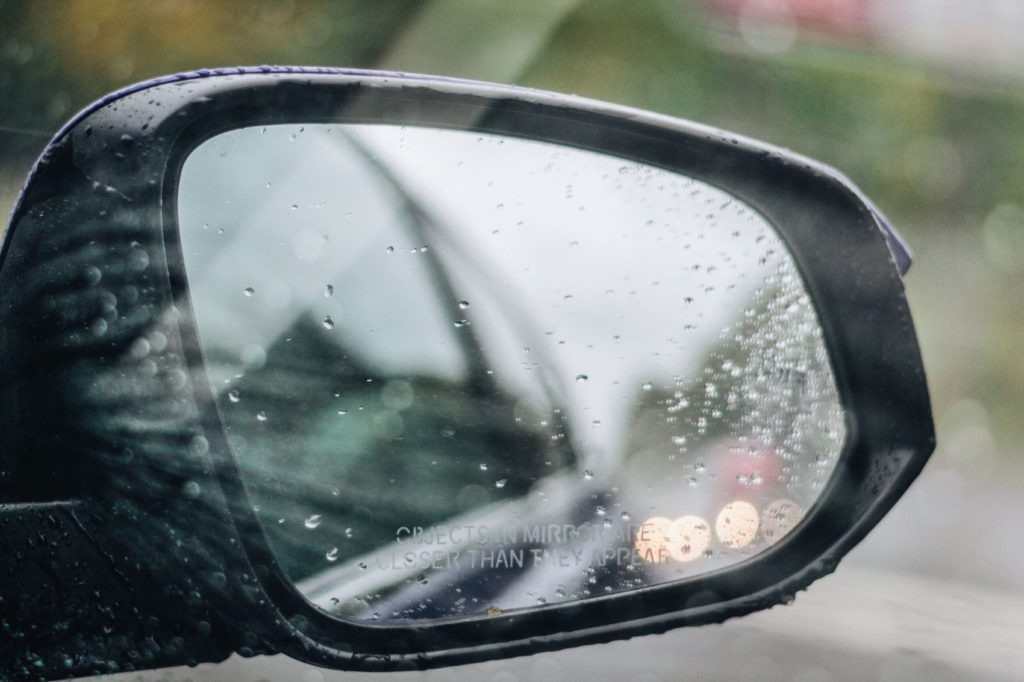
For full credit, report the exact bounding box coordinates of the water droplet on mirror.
[479,463,488,471]
[325,547,339,562]
[324,284,333,298]
[337,409,348,416]
[130,337,150,359]
[458,300,470,309]
[495,479,507,489]
[583,470,594,480]
[672,436,687,446]
[228,389,240,403]
[642,382,653,391]
[322,316,335,330]
[453,319,470,328]
[256,411,267,422]
[344,528,354,538]
[243,287,254,297]
[385,246,394,253]
[304,515,322,529]
[621,511,631,520]
[575,374,588,382]
[595,505,606,516]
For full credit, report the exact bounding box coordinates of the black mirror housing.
[0,68,934,679]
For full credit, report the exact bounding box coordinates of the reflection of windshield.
[179,128,570,583]
[179,128,467,386]
[178,124,843,622]
[352,125,774,469]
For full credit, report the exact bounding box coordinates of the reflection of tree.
[625,265,845,512]
[219,315,569,583]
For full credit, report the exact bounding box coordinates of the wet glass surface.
[178,124,845,622]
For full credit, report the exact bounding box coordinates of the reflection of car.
[200,124,817,619]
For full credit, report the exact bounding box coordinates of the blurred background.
[2,1,1023,680]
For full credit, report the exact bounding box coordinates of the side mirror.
[0,68,933,679]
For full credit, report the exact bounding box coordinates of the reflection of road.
[82,467,1024,681]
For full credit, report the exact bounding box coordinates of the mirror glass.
[177,123,845,622]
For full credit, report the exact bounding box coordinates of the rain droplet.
[324,284,334,297]
[243,287,255,297]
[325,547,339,562]
[642,381,653,391]
[672,435,687,446]
[495,479,507,489]
[454,319,470,328]
[337,409,348,416]
[228,389,241,403]
[621,511,631,520]
[385,246,395,253]
[575,374,589,382]
[583,470,594,480]
[344,527,354,538]
[84,266,102,286]
[458,300,470,309]
[595,505,606,516]
[322,316,335,330]
[305,514,322,529]
[256,411,268,422]
[479,463,489,471]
